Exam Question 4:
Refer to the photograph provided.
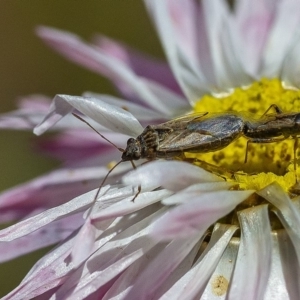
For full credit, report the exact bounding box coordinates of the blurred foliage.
[0,1,163,296]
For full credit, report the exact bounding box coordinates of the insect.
[121,112,245,161]
[73,111,246,203]
[243,104,300,177]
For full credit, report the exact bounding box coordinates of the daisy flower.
[1,0,300,299]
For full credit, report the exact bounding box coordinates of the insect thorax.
[122,126,172,161]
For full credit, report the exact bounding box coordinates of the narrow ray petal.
[152,190,253,239]
[227,205,272,299]
[34,94,143,137]
[123,161,222,191]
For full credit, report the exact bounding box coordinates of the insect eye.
[127,138,135,145]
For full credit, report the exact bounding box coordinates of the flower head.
[1,1,300,299]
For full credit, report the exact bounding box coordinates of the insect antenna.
[87,159,123,217]
[72,113,142,210]
[294,136,299,183]
[72,113,125,152]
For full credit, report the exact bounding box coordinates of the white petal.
[162,182,235,205]
[69,217,96,267]
[152,190,253,240]
[145,0,209,102]
[123,234,200,300]
[0,213,82,263]
[139,78,189,116]
[152,240,200,299]
[281,36,300,88]
[261,0,300,77]
[34,94,143,137]
[52,209,166,300]
[234,0,275,76]
[264,231,296,300]
[3,236,75,300]
[82,92,164,121]
[36,26,176,115]
[6,205,160,300]
[227,205,272,300]
[201,237,239,300]
[257,182,300,263]
[202,0,251,89]
[163,224,237,300]
[102,243,174,300]
[0,186,119,242]
[91,189,172,222]
[123,161,222,191]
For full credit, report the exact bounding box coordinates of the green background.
[0,1,164,296]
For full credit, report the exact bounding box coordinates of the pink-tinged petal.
[234,0,275,76]
[36,27,176,115]
[281,38,300,88]
[227,205,272,299]
[162,182,235,205]
[52,209,165,299]
[0,165,132,223]
[93,35,183,96]
[202,0,251,89]
[4,204,157,300]
[109,239,199,300]
[0,213,83,263]
[261,0,300,77]
[3,236,75,300]
[34,94,143,137]
[82,92,165,122]
[70,217,96,267]
[123,234,199,300]
[0,111,44,129]
[101,253,153,300]
[0,95,51,129]
[257,182,300,262]
[36,128,126,164]
[264,231,295,300]
[123,161,222,192]
[16,94,52,110]
[161,224,238,299]
[91,189,172,222]
[201,235,239,299]
[152,190,253,240]
[138,78,189,116]
[0,186,112,242]
[145,0,210,103]
[164,0,204,67]
[163,0,218,86]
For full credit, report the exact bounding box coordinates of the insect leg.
[294,136,299,182]
[244,140,250,163]
[130,160,142,202]
[244,136,287,163]
[261,104,283,117]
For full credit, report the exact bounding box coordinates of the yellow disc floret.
[190,78,300,192]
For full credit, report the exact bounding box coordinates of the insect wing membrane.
[157,114,244,153]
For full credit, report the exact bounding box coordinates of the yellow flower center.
[189,78,300,193]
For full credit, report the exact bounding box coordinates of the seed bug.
[243,104,300,179]
[73,111,246,206]
[121,112,245,161]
